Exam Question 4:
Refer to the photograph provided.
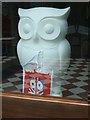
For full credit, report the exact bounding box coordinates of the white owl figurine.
[17,7,71,97]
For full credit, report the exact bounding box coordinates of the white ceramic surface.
[17,7,71,97]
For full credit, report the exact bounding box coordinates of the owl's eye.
[37,81,43,91]
[43,24,54,34]
[38,18,60,40]
[23,23,31,34]
[18,18,34,40]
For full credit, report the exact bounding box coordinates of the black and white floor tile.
[1,58,89,100]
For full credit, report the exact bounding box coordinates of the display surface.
[1,58,88,100]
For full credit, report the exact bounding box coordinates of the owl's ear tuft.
[18,8,22,17]
[60,7,71,19]
[18,8,26,17]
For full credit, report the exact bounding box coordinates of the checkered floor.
[1,58,89,100]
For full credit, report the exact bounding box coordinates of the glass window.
[1,2,89,101]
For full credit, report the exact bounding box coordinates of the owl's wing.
[58,39,71,72]
[17,39,40,67]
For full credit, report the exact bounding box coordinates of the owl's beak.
[33,30,38,41]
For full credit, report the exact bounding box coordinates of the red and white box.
[23,69,52,96]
